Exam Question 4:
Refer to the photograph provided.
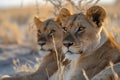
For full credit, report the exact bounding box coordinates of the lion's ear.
[86,6,106,27]
[34,17,42,29]
[56,8,71,26]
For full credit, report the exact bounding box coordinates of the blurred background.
[0,0,120,77]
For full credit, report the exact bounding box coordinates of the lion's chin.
[65,52,80,60]
[39,50,51,57]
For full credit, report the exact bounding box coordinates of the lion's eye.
[49,30,55,37]
[77,27,85,33]
[37,30,41,35]
[62,27,67,32]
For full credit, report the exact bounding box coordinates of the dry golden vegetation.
[0,4,120,45]
[0,5,52,45]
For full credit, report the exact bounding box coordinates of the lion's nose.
[39,41,46,46]
[63,42,73,48]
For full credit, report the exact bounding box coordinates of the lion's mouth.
[39,47,51,57]
[40,47,52,52]
[65,50,83,55]
[66,50,73,54]
[40,48,47,51]
[79,51,83,54]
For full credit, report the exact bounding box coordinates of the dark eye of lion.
[62,27,67,32]
[77,26,85,33]
[37,30,41,35]
[49,30,55,37]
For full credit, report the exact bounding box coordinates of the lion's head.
[62,6,106,60]
[34,17,62,56]
[34,8,71,57]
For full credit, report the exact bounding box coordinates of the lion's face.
[34,18,63,56]
[62,6,106,60]
[34,8,71,57]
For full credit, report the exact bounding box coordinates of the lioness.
[2,8,71,80]
[61,6,120,80]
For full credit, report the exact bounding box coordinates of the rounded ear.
[56,8,71,26]
[86,6,106,27]
[34,17,42,29]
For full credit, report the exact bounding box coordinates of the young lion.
[2,8,71,80]
[61,6,120,80]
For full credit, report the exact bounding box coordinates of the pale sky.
[0,0,115,9]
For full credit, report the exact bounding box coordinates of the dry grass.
[12,57,40,74]
[0,1,119,45]
[0,5,54,45]
[109,62,119,80]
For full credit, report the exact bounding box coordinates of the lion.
[2,8,71,80]
[59,6,120,80]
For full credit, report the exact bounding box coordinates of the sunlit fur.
[60,6,120,80]
[56,8,71,26]
[36,18,63,56]
[62,13,102,60]
[91,63,120,80]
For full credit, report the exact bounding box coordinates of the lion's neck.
[83,29,112,57]
[82,30,107,55]
[64,58,78,80]
[97,39,116,52]
[64,36,120,80]
[38,49,63,76]
[72,38,120,79]
[87,38,120,67]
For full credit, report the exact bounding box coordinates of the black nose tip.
[39,41,46,46]
[63,42,73,47]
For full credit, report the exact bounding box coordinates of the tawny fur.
[91,63,120,80]
[68,38,120,80]
[51,6,120,80]
[66,6,120,80]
